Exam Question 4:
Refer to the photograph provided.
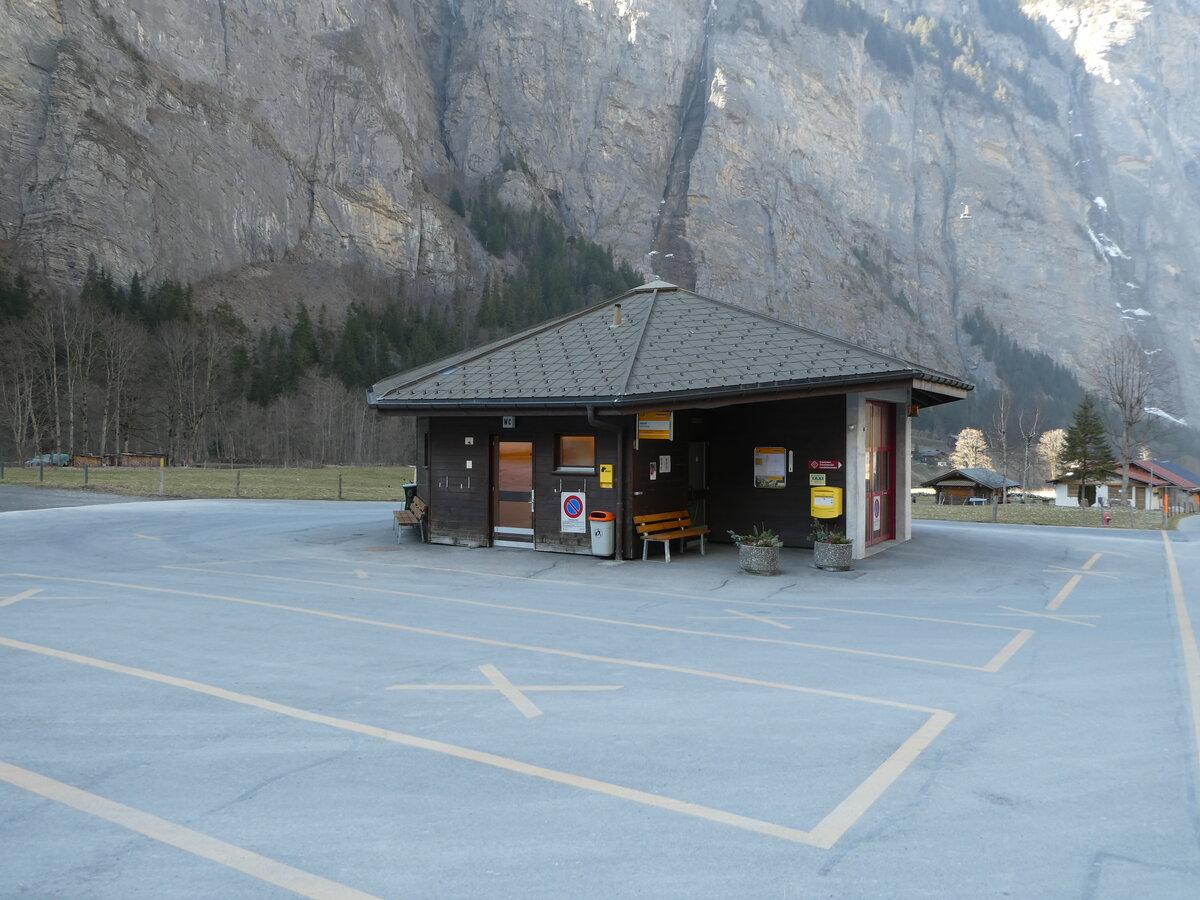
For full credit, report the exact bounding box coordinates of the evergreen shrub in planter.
[728,525,783,576]
[808,519,853,571]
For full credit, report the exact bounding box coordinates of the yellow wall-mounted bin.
[810,486,843,519]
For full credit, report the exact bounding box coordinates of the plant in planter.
[728,524,783,576]
[807,519,853,571]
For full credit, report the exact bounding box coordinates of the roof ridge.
[616,288,657,397]
[372,288,634,395]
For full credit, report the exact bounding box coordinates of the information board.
[753,447,787,489]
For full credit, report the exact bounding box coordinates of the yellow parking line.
[0,589,40,608]
[1163,532,1200,786]
[0,760,380,900]
[3,574,943,714]
[0,635,952,850]
[156,567,1020,673]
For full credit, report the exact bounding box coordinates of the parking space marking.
[0,634,953,849]
[0,589,41,608]
[1046,552,1106,611]
[987,606,1099,627]
[1163,532,1200,789]
[158,566,1030,673]
[353,569,369,580]
[302,556,1031,631]
[387,664,621,719]
[0,759,381,900]
[688,610,822,629]
[132,533,167,541]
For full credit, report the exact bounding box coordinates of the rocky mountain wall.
[3,0,1198,421]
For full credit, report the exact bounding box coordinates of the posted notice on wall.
[637,411,673,440]
[561,492,587,533]
[753,447,787,489]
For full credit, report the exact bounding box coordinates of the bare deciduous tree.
[1017,406,1041,502]
[1037,428,1068,481]
[1093,335,1172,503]
[950,427,994,469]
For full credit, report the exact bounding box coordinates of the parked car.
[25,453,71,467]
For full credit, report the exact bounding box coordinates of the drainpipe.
[587,405,625,560]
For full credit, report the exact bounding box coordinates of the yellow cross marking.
[387,664,621,719]
[1044,565,1117,580]
[987,606,1099,627]
[689,610,823,630]
[0,589,41,608]
[1047,552,1109,611]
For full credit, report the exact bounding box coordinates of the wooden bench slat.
[634,509,710,562]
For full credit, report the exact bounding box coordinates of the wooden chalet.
[920,467,1019,504]
[368,281,972,560]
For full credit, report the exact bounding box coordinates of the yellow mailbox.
[810,486,843,519]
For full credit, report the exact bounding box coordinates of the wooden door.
[493,440,534,548]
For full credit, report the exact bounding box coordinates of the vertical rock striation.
[2,0,1199,419]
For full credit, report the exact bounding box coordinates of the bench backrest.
[409,496,428,519]
[633,510,692,536]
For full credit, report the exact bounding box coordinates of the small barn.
[368,281,972,560]
[919,468,1019,504]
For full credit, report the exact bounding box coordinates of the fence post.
[0,462,4,480]
[236,470,241,498]
[83,464,89,486]
[338,472,343,500]
[158,467,164,495]
[39,460,44,483]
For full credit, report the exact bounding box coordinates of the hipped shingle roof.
[369,282,972,410]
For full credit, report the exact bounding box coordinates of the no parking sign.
[561,492,587,533]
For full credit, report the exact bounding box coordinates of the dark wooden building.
[368,282,971,560]
[919,467,1019,504]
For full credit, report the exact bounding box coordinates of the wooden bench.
[393,496,428,542]
[634,510,710,562]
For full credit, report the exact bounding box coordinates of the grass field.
[0,464,418,501]
[911,498,1183,530]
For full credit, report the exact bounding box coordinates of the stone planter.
[738,543,781,576]
[813,540,853,571]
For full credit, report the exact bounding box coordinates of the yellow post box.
[810,486,843,518]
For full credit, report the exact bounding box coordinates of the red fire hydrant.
[1103,511,1111,527]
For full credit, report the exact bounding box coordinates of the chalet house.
[919,467,1019,504]
[1051,459,1200,511]
[368,281,972,560]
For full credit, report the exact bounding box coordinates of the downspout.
[588,404,626,560]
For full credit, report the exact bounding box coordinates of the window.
[556,435,596,473]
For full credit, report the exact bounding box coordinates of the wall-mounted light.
[848,423,857,432]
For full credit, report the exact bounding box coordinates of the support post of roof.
[588,405,625,560]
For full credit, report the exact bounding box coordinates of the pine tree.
[1061,395,1116,504]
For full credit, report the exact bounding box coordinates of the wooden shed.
[368,281,972,560]
[920,468,1019,504]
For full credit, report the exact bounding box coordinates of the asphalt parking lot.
[1,489,1198,898]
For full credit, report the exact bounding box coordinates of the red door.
[865,402,895,546]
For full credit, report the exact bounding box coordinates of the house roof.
[368,281,973,411]
[1136,460,1200,492]
[921,467,1019,490]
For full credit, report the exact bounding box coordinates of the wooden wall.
[422,414,621,554]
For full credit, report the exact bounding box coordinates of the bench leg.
[643,540,649,561]
[664,540,671,562]
[699,534,706,556]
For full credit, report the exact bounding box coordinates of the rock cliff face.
[3,0,1198,420]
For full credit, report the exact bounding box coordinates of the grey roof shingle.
[369,282,973,409]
